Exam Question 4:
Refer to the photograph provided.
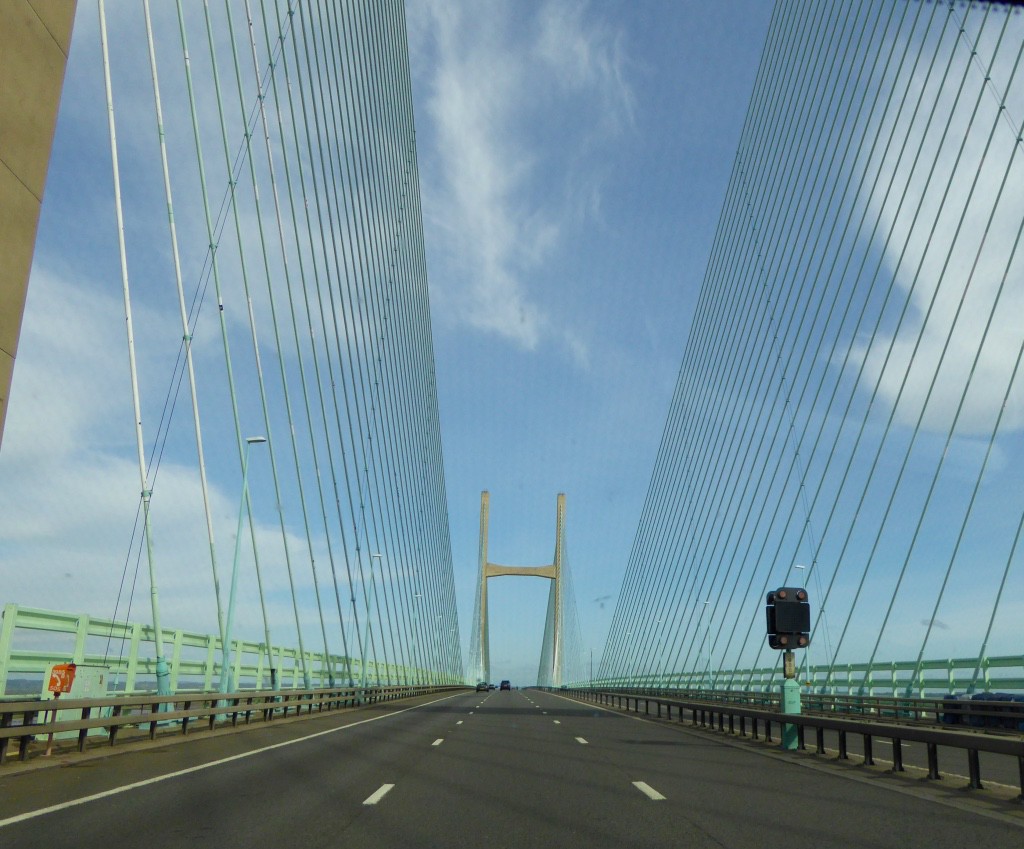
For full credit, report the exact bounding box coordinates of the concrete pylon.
[471,491,565,687]
[0,1,78,449]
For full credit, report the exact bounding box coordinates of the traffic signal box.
[766,587,810,650]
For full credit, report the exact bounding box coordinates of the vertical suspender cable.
[142,0,226,654]
[98,0,171,696]
[174,0,279,688]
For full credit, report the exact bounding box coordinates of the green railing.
[573,654,1024,697]
[0,604,459,696]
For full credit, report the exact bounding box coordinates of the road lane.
[0,687,1021,848]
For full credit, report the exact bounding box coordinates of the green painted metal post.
[359,553,381,698]
[781,650,801,750]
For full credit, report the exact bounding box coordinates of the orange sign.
[47,663,77,694]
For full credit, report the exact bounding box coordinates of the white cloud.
[409,0,632,356]
[850,10,1024,436]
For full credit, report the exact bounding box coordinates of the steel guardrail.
[0,684,468,764]
[593,686,1024,730]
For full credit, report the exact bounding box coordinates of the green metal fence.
[576,654,1024,697]
[0,604,457,697]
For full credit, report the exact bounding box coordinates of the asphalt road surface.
[1,688,1022,848]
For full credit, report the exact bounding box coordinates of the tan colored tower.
[0,1,77,448]
[473,491,566,686]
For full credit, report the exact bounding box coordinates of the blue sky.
[405,1,775,682]
[0,1,773,686]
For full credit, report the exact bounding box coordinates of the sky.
[0,1,776,687]
[404,1,774,682]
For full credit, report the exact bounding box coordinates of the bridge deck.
[1,689,1021,847]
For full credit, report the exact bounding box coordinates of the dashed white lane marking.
[363,784,395,805]
[456,720,464,725]
[632,781,666,801]
[575,737,589,745]
[469,711,474,715]
[432,738,444,747]
[0,691,462,830]
[553,720,561,725]
[542,711,548,714]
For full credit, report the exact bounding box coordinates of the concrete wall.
[0,1,77,449]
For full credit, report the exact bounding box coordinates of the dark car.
[499,680,511,690]
[475,681,488,692]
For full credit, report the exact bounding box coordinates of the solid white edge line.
[432,738,444,746]
[575,737,588,745]
[0,692,462,829]
[633,781,666,801]
[363,783,395,805]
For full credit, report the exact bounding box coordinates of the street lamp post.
[699,600,710,690]
[360,553,382,691]
[410,593,422,685]
[219,436,266,694]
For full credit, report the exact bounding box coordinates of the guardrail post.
[968,749,982,790]
[927,742,940,780]
[77,707,91,752]
[18,710,36,761]
[838,729,847,759]
[0,712,11,762]
[862,734,873,766]
[892,738,904,772]
[106,704,122,745]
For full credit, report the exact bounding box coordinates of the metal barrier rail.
[0,684,467,765]
[601,687,1024,730]
[561,688,1024,798]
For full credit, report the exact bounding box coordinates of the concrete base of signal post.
[781,677,801,750]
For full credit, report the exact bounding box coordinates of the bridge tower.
[470,491,566,687]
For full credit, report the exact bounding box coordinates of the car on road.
[475,681,488,691]
[499,680,511,690]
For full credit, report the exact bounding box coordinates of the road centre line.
[633,781,666,801]
[0,691,462,830]
[363,784,395,805]
[575,737,589,745]
[432,739,444,747]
